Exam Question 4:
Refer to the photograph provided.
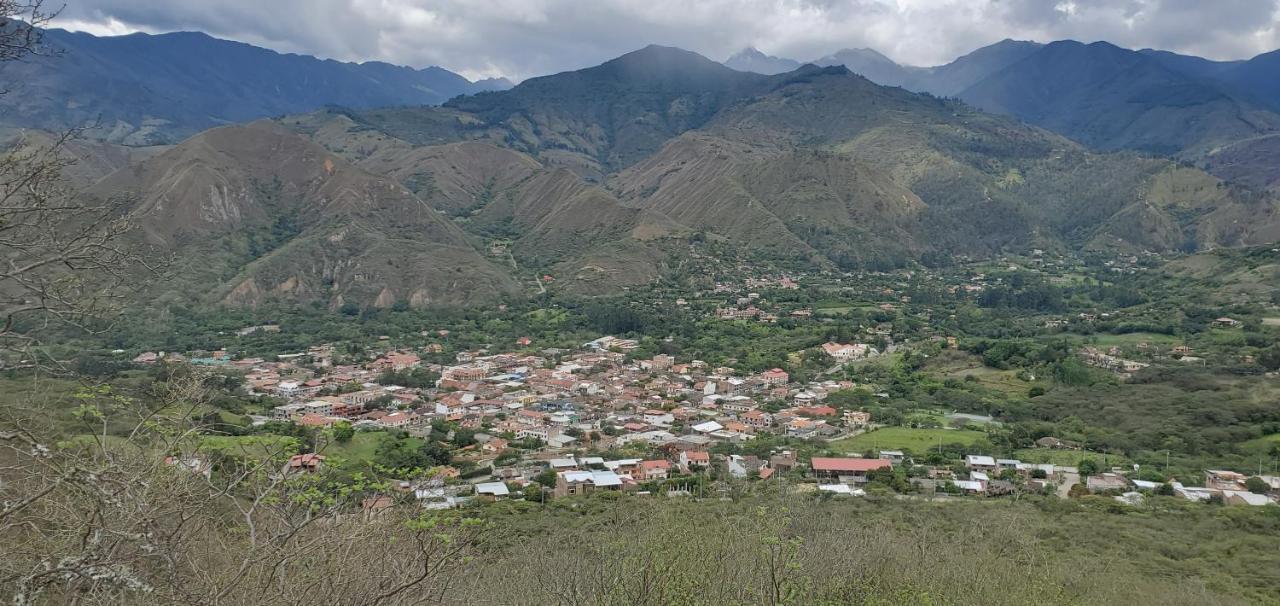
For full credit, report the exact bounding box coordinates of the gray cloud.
[49,0,1280,81]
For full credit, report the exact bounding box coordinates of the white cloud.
[48,0,1280,81]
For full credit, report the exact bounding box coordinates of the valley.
[4,9,1280,605]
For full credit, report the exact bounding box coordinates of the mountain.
[954,40,1280,157]
[91,121,519,307]
[909,39,1043,96]
[724,47,801,75]
[1137,49,1240,80]
[0,28,510,145]
[289,50,1280,291]
[1219,50,1280,112]
[55,44,1280,307]
[814,48,917,87]
[445,45,772,176]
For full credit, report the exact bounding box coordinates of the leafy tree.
[1245,476,1270,495]
[533,469,557,488]
[332,421,355,444]
[1077,459,1100,478]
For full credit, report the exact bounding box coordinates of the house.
[548,457,579,471]
[554,470,624,497]
[810,457,891,484]
[474,482,511,501]
[843,410,871,428]
[964,455,997,472]
[637,459,672,481]
[1034,436,1080,450]
[821,342,875,362]
[296,413,334,428]
[742,409,774,429]
[1205,470,1248,491]
[284,453,325,474]
[758,368,790,385]
[1086,473,1130,492]
[692,421,724,434]
[769,451,798,473]
[680,450,711,469]
[642,410,675,426]
[133,351,160,364]
[818,484,865,496]
[1222,490,1272,506]
[1211,317,1242,328]
[952,480,985,494]
[879,450,905,464]
[377,411,417,428]
[794,405,837,418]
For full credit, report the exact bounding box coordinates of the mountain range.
[45,44,1273,310]
[723,40,1280,191]
[6,31,1280,308]
[0,28,511,145]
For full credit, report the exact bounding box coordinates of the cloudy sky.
[50,0,1280,81]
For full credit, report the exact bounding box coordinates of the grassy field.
[1058,332,1181,348]
[829,427,986,455]
[320,430,420,462]
[1012,447,1130,467]
[926,351,1043,396]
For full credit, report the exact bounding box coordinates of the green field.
[320,430,421,463]
[1012,448,1130,467]
[926,351,1043,396]
[1059,332,1181,348]
[829,427,986,455]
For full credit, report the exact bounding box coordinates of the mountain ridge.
[0,27,511,145]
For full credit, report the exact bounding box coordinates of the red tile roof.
[810,457,891,473]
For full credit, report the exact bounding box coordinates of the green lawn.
[830,427,986,455]
[320,431,423,464]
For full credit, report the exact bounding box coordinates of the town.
[124,247,1280,511]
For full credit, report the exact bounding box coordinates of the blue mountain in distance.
[722,38,1280,190]
[0,28,511,144]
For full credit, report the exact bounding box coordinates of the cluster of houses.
[186,332,885,456]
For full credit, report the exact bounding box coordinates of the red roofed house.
[637,459,672,481]
[285,453,325,474]
[680,450,711,469]
[796,405,837,418]
[810,457,891,484]
[296,413,334,428]
[742,409,774,429]
[759,368,790,386]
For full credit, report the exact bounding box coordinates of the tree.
[533,469,557,488]
[0,1,158,372]
[1077,459,1100,478]
[1245,476,1270,495]
[2,373,490,604]
[0,1,53,64]
[332,421,355,444]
